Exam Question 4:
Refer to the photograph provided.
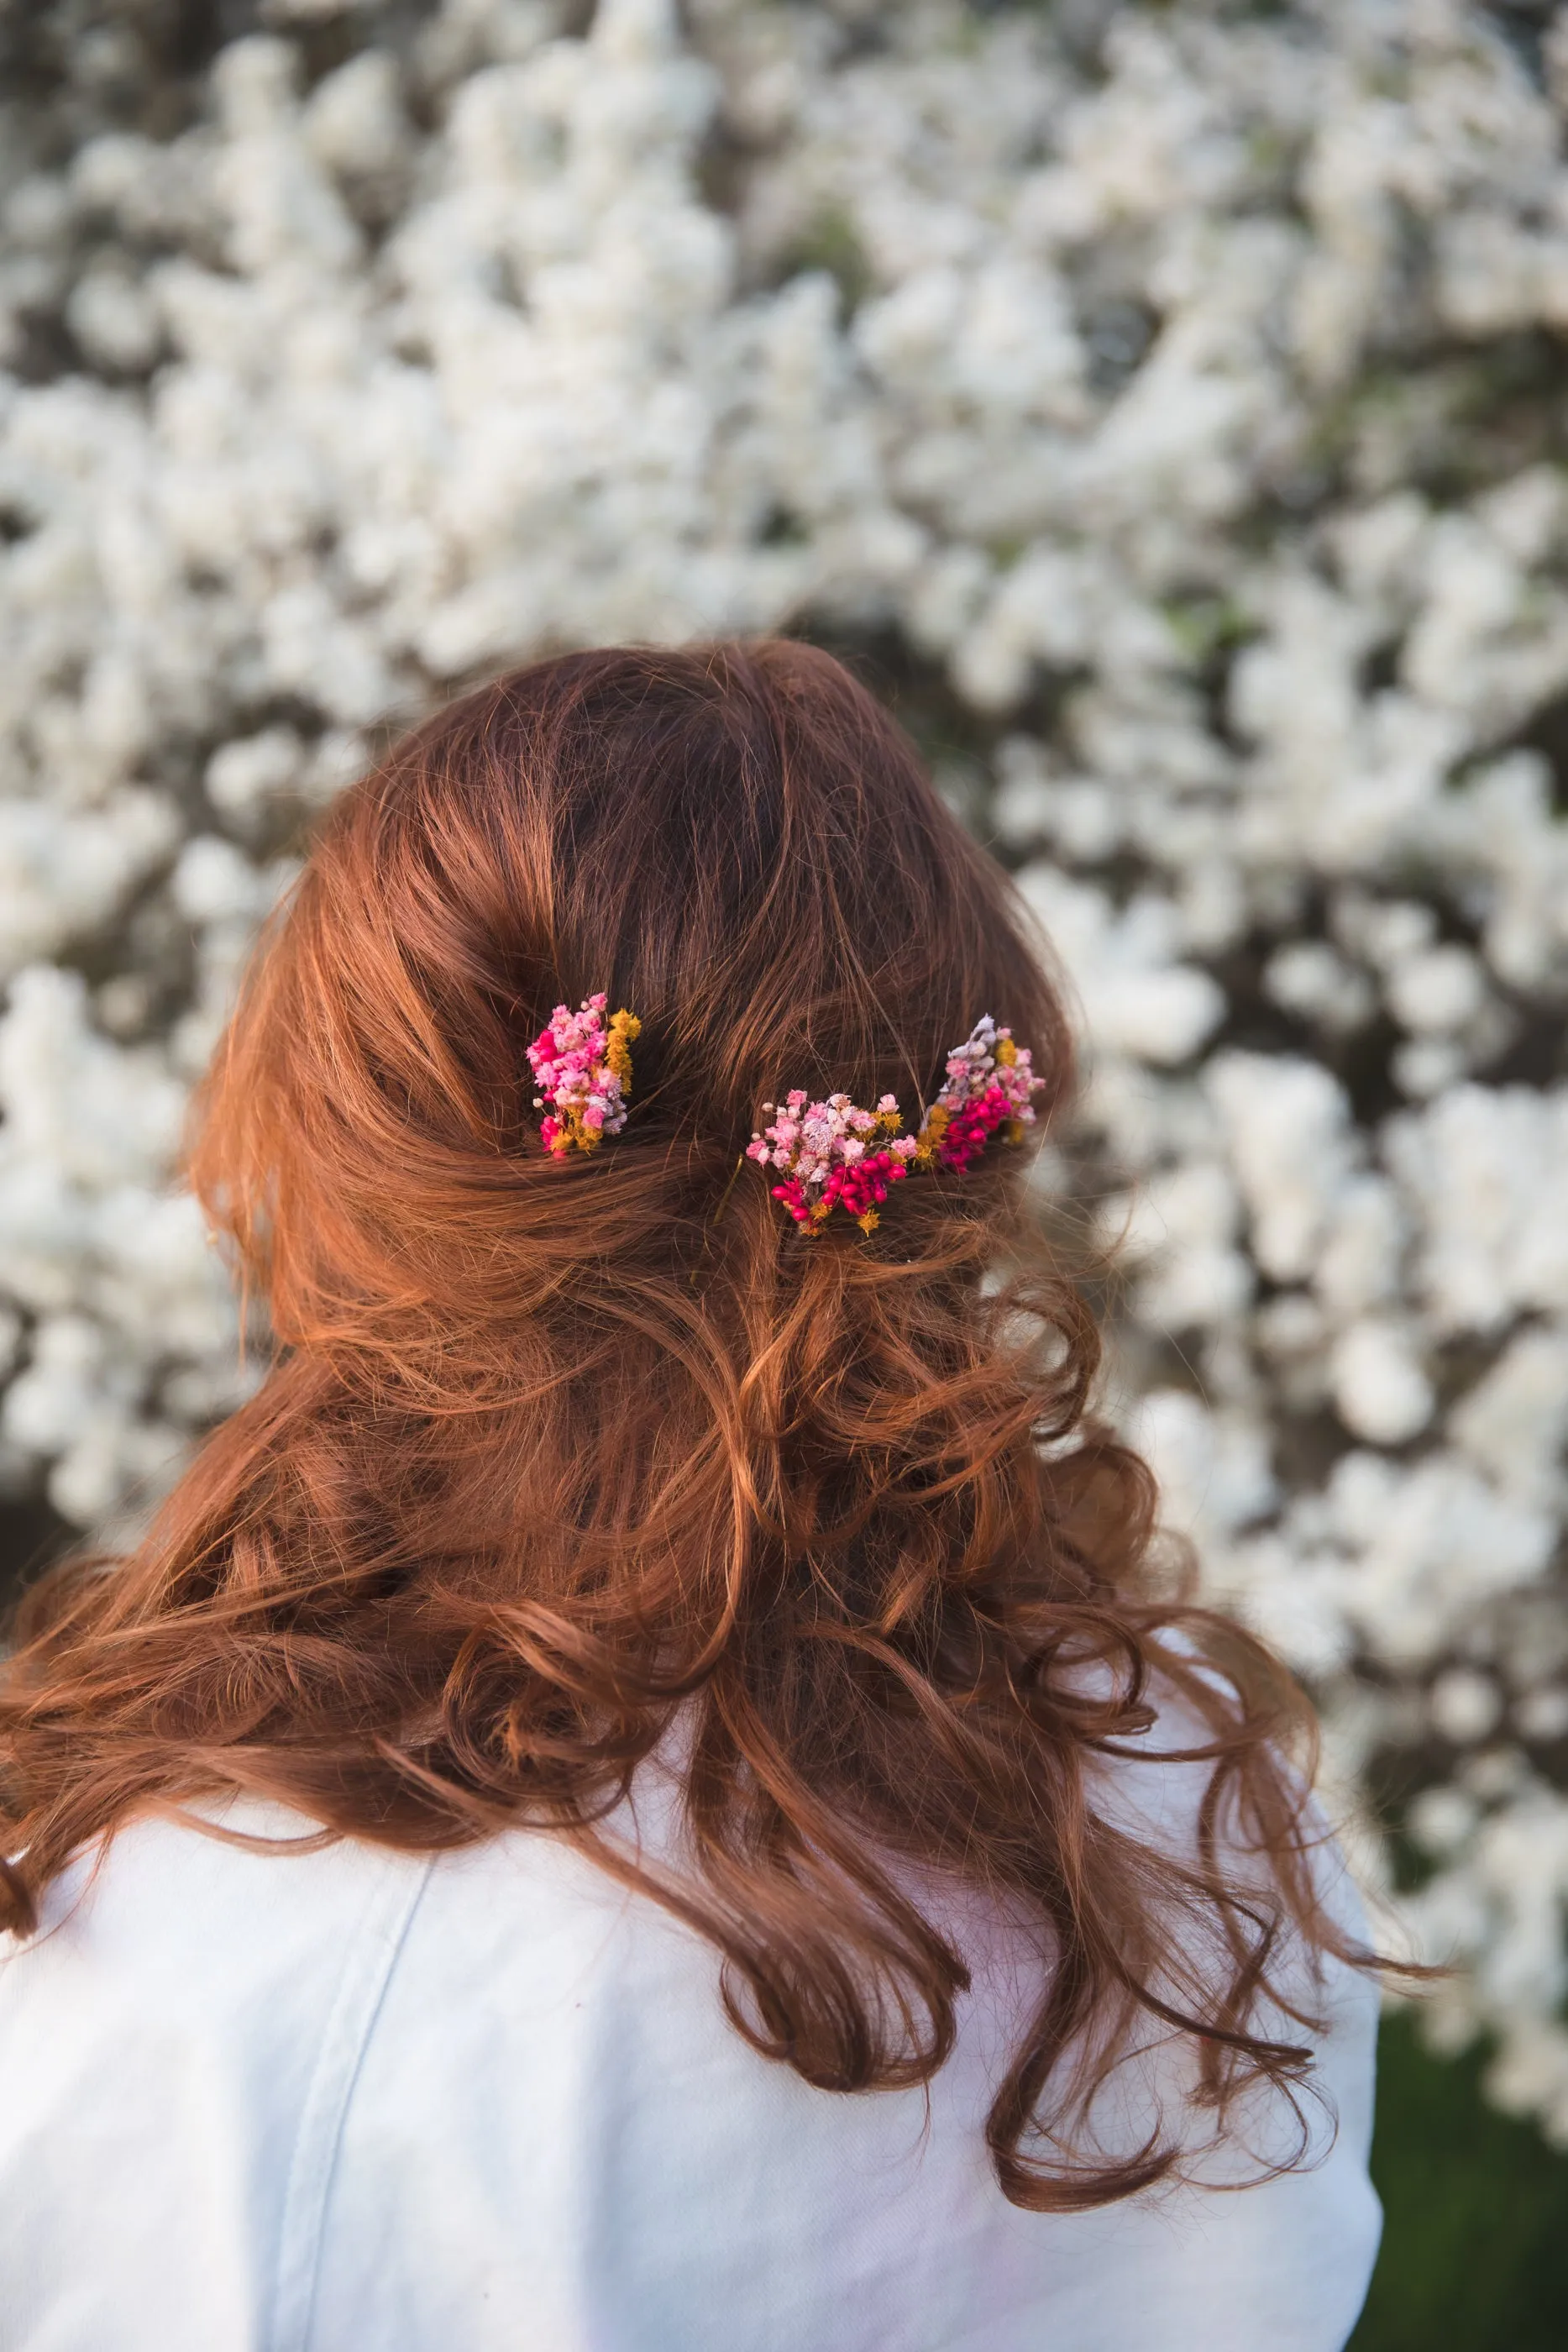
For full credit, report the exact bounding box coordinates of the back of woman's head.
[207,637,1070,1357]
[0,640,1366,2209]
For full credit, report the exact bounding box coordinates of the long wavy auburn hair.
[0,640,1374,2208]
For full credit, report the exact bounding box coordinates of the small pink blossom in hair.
[915,1016,1044,1173]
[527,992,642,1155]
[747,1089,916,1234]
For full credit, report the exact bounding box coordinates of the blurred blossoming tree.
[5,0,1568,2136]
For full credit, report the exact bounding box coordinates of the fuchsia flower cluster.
[922,1014,1043,1173]
[746,1093,918,1234]
[747,1016,1044,1234]
[527,992,641,1156]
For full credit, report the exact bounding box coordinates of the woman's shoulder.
[0,1785,726,2179]
[0,1794,668,2061]
[0,1803,663,2352]
[3,1801,427,2043]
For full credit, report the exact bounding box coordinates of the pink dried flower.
[527,993,642,1156]
[747,1089,914,1232]
[915,1016,1043,1172]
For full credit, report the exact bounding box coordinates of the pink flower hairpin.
[747,1016,1044,1234]
[527,993,642,1156]
[916,1014,1042,1173]
[746,1092,919,1235]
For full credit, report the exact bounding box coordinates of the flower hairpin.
[915,1015,1043,1173]
[747,1016,1044,1234]
[527,992,642,1155]
[746,1093,920,1236]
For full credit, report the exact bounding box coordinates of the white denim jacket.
[0,1716,1381,2352]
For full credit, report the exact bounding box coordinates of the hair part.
[0,640,1382,2208]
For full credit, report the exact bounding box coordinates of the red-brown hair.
[0,641,1371,2208]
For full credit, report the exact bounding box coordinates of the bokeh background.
[3,0,1568,2334]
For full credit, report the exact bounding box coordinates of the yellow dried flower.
[605,1009,642,1093]
[913,1102,951,1168]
